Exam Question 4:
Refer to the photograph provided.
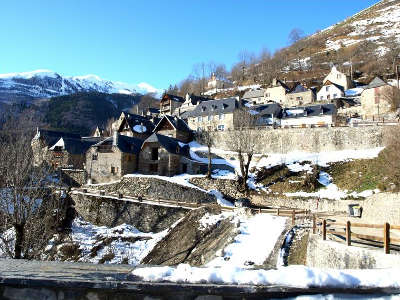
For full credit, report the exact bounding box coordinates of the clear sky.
[1,0,379,90]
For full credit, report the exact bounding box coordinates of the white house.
[242,88,267,105]
[323,65,353,90]
[317,80,345,101]
[281,104,337,127]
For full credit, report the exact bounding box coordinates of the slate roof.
[35,129,81,147]
[180,97,240,118]
[187,94,213,105]
[289,84,310,94]
[121,112,155,134]
[92,135,143,154]
[366,77,388,89]
[282,104,336,119]
[143,133,190,158]
[162,94,185,103]
[154,115,191,133]
[148,107,160,114]
[251,103,283,118]
[242,89,265,99]
[273,79,291,91]
[322,80,345,92]
[60,137,98,155]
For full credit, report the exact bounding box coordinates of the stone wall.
[60,169,86,187]
[189,177,244,200]
[88,176,216,204]
[210,125,392,154]
[72,193,187,232]
[360,192,400,224]
[306,234,400,269]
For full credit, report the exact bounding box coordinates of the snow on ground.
[132,264,400,289]
[207,213,287,268]
[46,217,174,265]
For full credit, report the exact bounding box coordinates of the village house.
[85,132,143,183]
[206,73,234,91]
[250,103,282,127]
[153,115,193,143]
[265,78,291,104]
[112,112,156,140]
[285,83,316,107]
[181,97,242,132]
[175,93,213,115]
[360,77,396,119]
[317,80,345,101]
[242,88,267,105]
[280,104,337,128]
[323,65,353,90]
[160,93,185,115]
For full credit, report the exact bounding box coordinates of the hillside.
[42,92,158,135]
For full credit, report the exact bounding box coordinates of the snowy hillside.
[0,69,161,103]
[312,0,400,55]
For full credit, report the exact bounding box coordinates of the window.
[208,115,213,121]
[296,96,303,101]
[198,116,202,122]
[182,163,187,173]
[197,127,202,132]
[111,166,116,174]
[326,86,330,91]
[217,125,225,131]
[266,93,270,97]
[218,114,224,120]
[92,154,98,160]
[333,93,337,98]
[327,95,331,100]
[54,146,63,152]
[151,148,158,161]
[320,96,323,100]
[149,164,158,172]
[337,74,341,79]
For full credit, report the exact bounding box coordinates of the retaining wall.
[210,125,392,154]
[306,234,400,269]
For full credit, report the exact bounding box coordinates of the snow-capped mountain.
[0,70,161,103]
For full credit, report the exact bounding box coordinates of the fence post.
[291,209,295,225]
[259,208,261,214]
[384,223,390,254]
[322,220,327,240]
[346,221,351,246]
[277,208,280,216]
[312,214,316,234]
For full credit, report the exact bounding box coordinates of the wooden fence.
[74,188,308,225]
[314,216,400,254]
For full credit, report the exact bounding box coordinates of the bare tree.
[288,28,304,45]
[0,110,63,259]
[195,129,214,179]
[229,109,258,192]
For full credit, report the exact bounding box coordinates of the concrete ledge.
[1,259,400,299]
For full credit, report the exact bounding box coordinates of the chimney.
[113,131,118,146]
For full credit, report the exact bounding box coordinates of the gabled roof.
[365,77,388,89]
[153,115,191,133]
[119,112,155,134]
[50,137,98,155]
[242,89,266,99]
[162,94,185,103]
[251,103,283,118]
[92,135,143,154]
[272,79,291,91]
[289,83,310,94]
[33,129,81,147]
[320,80,345,92]
[142,133,190,158]
[180,97,240,118]
[187,94,213,105]
[282,104,336,119]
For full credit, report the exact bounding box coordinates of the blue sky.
[1,0,379,90]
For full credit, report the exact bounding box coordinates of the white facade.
[317,84,344,101]
[323,65,352,90]
[281,115,335,127]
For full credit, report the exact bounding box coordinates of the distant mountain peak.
[0,70,162,104]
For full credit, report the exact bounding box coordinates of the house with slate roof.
[113,112,155,140]
[317,80,345,101]
[153,115,193,143]
[265,78,291,104]
[160,93,185,115]
[281,104,337,128]
[85,132,143,183]
[323,65,353,91]
[181,97,242,132]
[250,103,283,126]
[285,83,316,107]
[360,77,396,119]
[175,93,213,115]
[242,89,267,105]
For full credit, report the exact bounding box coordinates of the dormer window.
[202,106,206,112]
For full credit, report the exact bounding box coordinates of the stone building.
[251,103,283,126]
[86,132,143,183]
[360,77,396,119]
[174,93,213,115]
[285,84,316,107]
[160,93,185,115]
[317,80,345,101]
[281,104,337,127]
[323,65,353,91]
[265,78,291,104]
[113,112,156,140]
[153,115,193,143]
[242,89,267,105]
[206,73,234,91]
[181,97,242,132]
[138,133,204,176]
